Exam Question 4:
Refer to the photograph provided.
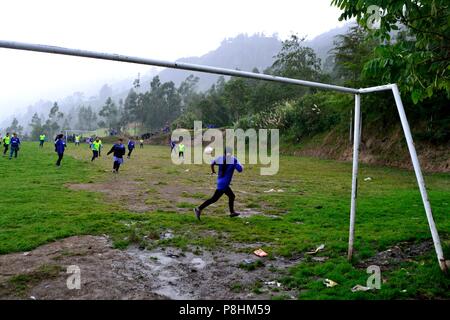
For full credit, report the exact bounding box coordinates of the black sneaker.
[229,212,240,218]
[194,208,201,221]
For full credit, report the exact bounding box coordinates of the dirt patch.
[0,236,301,300]
[67,179,218,214]
[357,240,435,271]
[67,180,151,213]
[66,175,285,216]
[0,236,162,300]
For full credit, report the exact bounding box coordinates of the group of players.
[55,134,145,172]
[2,132,244,219]
[0,132,21,159]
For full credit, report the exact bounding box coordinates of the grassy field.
[0,141,448,299]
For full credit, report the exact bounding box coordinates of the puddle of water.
[191,257,207,270]
[125,246,302,300]
[126,248,213,299]
[154,287,193,300]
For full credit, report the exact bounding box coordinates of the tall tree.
[99,84,113,102]
[330,25,378,87]
[48,102,64,137]
[122,89,139,125]
[7,118,23,135]
[29,113,43,140]
[271,34,322,81]
[77,105,98,130]
[178,74,200,112]
[332,0,450,103]
[223,78,251,123]
[98,97,119,131]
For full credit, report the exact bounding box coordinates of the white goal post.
[0,40,446,272]
[64,129,97,140]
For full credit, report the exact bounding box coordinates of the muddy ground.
[0,235,300,300]
[357,240,435,271]
[0,234,437,300]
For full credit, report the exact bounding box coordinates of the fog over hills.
[1,23,351,133]
[158,24,351,91]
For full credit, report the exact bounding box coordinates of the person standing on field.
[75,135,80,146]
[9,133,20,160]
[3,133,10,156]
[107,138,126,173]
[127,138,135,159]
[55,134,66,167]
[139,138,144,149]
[194,147,243,220]
[178,141,185,159]
[91,137,101,161]
[98,138,103,157]
[39,133,46,148]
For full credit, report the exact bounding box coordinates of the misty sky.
[0,0,347,120]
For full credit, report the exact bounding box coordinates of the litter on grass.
[364,177,372,181]
[351,285,373,292]
[254,249,268,257]
[161,232,174,240]
[264,189,284,193]
[306,244,325,255]
[243,259,254,265]
[264,281,282,287]
[323,279,338,288]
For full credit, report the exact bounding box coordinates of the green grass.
[0,141,448,299]
[3,264,63,297]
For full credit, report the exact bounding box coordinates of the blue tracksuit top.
[55,139,65,154]
[10,137,20,148]
[212,155,243,190]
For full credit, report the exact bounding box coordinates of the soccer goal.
[63,129,97,142]
[0,40,446,272]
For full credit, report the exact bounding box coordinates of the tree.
[271,34,322,81]
[62,118,71,131]
[330,25,378,87]
[7,118,23,135]
[223,78,251,123]
[29,113,43,140]
[77,105,98,130]
[99,84,113,102]
[122,89,139,125]
[47,102,64,138]
[332,0,450,103]
[132,76,183,131]
[178,74,200,111]
[98,97,119,131]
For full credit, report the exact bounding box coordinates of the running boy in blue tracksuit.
[170,140,176,153]
[194,147,243,220]
[127,139,135,159]
[108,138,126,173]
[55,134,66,167]
[9,133,20,160]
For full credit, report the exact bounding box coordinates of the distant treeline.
[12,1,449,145]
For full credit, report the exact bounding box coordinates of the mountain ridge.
[2,24,352,132]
